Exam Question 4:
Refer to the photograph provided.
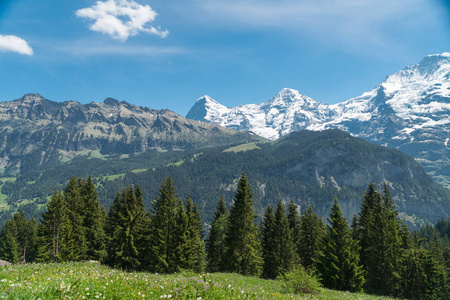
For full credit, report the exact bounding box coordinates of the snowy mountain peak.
[274,87,300,99]
[427,52,450,58]
[185,53,450,187]
[186,95,230,123]
[196,95,217,104]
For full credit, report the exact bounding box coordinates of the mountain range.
[186,53,450,188]
[0,53,449,227]
[2,130,448,226]
[0,93,260,175]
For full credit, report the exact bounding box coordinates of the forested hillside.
[1,130,448,227]
[0,174,448,299]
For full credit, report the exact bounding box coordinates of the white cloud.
[76,0,168,41]
[0,34,33,55]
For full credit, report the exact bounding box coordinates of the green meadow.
[0,262,393,300]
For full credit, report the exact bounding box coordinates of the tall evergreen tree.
[11,210,38,263]
[299,204,325,270]
[151,176,185,273]
[36,191,71,262]
[287,199,301,256]
[224,173,263,276]
[354,184,402,295]
[399,249,446,300]
[206,197,228,272]
[0,220,19,263]
[82,176,107,260]
[316,198,364,292]
[105,185,148,270]
[261,205,277,279]
[274,201,298,276]
[63,176,87,260]
[183,196,206,272]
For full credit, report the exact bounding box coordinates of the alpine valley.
[186,53,450,189]
[0,54,449,228]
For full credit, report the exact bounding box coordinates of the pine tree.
[36,191,71,262]
[183,196,206,272]
[287,199,301,256]
[224,173,263,276]
[354,184,402,295]
[105,186,148,270]
[81,176,106,260]
[274,201,298,276]
[0,210,38,263]
[206,197,228,272]
[399,249,446,300]
[11,210,38,263]
[261,205,277,279]
[353,183,379,260]
[151,176,185,273]
[0,220,19,263]
[316,198,364,292]
[63,176,87,260]
[299,204,325,270]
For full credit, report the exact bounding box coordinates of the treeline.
[0,174,449,299]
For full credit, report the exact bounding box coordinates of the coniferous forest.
[0,174,449,299]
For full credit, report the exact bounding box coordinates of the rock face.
[0,94,260,175]
[186,53,450,187]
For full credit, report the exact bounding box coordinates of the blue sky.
[0,0,449,115]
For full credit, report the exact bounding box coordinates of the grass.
[224,142,261,153]
[131,168,148,174]
[0,262,393,299]
[103,173,126,181]
[166,160,185,167]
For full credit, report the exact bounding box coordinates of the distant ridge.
[0,93,262,175]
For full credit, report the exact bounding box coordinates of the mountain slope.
[0,93,262,175]
[186,53,450,187]
[5,130,448,226]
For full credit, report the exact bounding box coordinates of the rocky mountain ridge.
[0,93,260,175]
[186,53,450,187]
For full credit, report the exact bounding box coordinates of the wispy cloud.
[76,0,168,41]
[43,38,183,58]
[63,44,182,57]
[0,34,33,55]
[190,0,441,55]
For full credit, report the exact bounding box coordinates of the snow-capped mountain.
[186,88,334,140]
[186,53,450,187]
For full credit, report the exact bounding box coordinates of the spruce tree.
[274,201,298,276]
[316,198,364,292]
[299,204,325,270]
[206,197,228,272]
[105,186,148,270]
[399,249,446,300]
[0,220,19,263]
[63,176,87,260]
[224,173,263,276]
[82,176,106,260]
[287,199,301,256]
[11,210,38,263]
[183,196,206,272]
[151,176,185,273]
[354,184,402,295]
[261,205,277,279]
[36,191,71,262]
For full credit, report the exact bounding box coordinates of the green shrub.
[282,266,322,294]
